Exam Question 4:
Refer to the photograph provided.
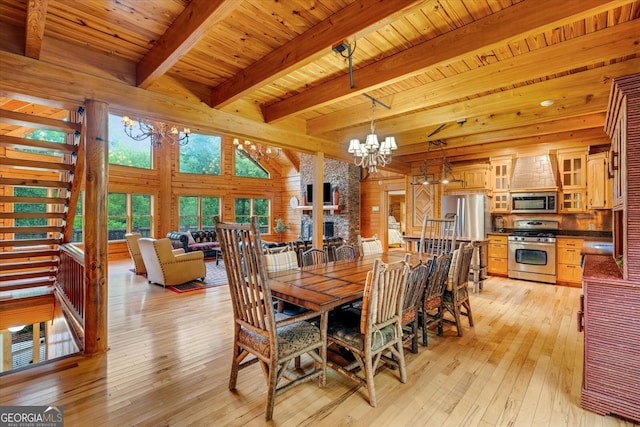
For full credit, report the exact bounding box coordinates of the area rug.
[166,260,228,293]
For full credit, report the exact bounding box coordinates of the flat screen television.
[306,182,332,204]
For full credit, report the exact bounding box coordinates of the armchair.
[138,238,206,287]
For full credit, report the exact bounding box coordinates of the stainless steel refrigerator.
[441,193,490,240]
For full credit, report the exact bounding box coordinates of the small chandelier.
[415,140,461,185]
[347,98,397,174]
[233,138,280,161]
[121,116,190,148]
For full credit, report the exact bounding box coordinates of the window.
[235,150,269,178]
[179,134,221,175]
[235,198,270,233]
[108,114,152,169]
[107,192,153,240]
[14,187,47,240]
[72,191,83,243]
[179,196,220,231]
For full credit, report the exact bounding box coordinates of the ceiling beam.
[331,57,640,142]
[0,50,348,161]
[394,113,606,153]
[209,0,423,108]
[307,19,640,135]
[136,0,239,89]
[398,127,609,164]
[264,0,627,123]
[24,0,48,59]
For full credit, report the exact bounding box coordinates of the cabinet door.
[492,192,510,213]
[558,150,587,188]
[587,153,611,209]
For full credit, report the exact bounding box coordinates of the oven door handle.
[508,241,555,248]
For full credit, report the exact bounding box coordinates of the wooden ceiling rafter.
[209,0,424,109]
[24,0,47,59]
[136,0,239,89]
[307,19,640,135]
[263,0,627,123]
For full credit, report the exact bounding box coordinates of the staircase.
[0,102,84,293]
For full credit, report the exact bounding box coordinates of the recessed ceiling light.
[540,99,555,107]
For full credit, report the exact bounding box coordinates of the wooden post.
[312,152,324,249]
[84,99,109,355]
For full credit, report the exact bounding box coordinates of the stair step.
[0,249,60,260]
[0,238,61,248]
[0,226,64,234]
[0,269,57,282]
[0,178,71,190]
[0,260,59,271]
[0,277,55,292]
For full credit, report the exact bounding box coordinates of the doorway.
[387,190,406,248]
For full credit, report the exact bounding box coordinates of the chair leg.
[411,318,418,354]
[229,346,240,390]
[453,303,463,337]
[421,310,428,346]
[464,298,474,326]
[364,350,377,407]
[265,360,278,421]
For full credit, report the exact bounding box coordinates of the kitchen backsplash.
[491,210,612,234]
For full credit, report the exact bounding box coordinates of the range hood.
[510,154,559,191]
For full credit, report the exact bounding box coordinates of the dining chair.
[327,256,410,407]
[420,253,453,346]
[442,242,475,336]
[418,215,457,260]
[300,247,328,267]
[332,243,356,261]
[357,234,382,256]
[401,258,432,353]
[214,216,326,421]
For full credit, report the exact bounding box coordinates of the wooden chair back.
[418,215,457,260]
[357,234,383,256]
[214,216,275,338]
[332,244,356,261]
[402,258,433,353]
[420,253,452,346]
[301,248,328,266]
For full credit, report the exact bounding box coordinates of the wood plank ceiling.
[0,0,639,173]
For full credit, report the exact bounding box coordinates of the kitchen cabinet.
[445,164,489,191]
[490,156,512,213]
[587,152,612,209]
[609,101,626,210]
[556,237,583,286]
[558,149,587,212]
[487,233,508,276]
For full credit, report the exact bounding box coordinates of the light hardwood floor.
[0,259,636,426]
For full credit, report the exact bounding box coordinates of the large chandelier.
[121,116,190,147]
[233,138,280,161]
[347,98,397,174]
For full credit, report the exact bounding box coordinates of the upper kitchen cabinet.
[490,156,513,213]
[587,151,613,209]
[445,164,489,191]
[558,148,587,212]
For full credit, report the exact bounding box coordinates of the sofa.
[167,230,221,264]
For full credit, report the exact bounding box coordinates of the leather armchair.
[138,237,206,287]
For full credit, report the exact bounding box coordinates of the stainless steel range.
[508,219,558,284]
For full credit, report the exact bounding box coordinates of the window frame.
[107,192,154,240]
[178,196,221,231]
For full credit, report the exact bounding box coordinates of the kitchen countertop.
[580,240,614,256]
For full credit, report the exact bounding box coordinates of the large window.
[179,196,220,231]
[107,192,153,240]
[235,198,270,233]
[179,134,221,175]
[108,114,152,169]
[235,150,269,178]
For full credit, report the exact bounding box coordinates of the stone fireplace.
[299,154,360,245]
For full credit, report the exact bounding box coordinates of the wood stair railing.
[0,106,84,295]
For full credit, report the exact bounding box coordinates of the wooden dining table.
[268,251,415,313]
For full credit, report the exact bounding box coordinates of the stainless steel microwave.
[511,192,557,214]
